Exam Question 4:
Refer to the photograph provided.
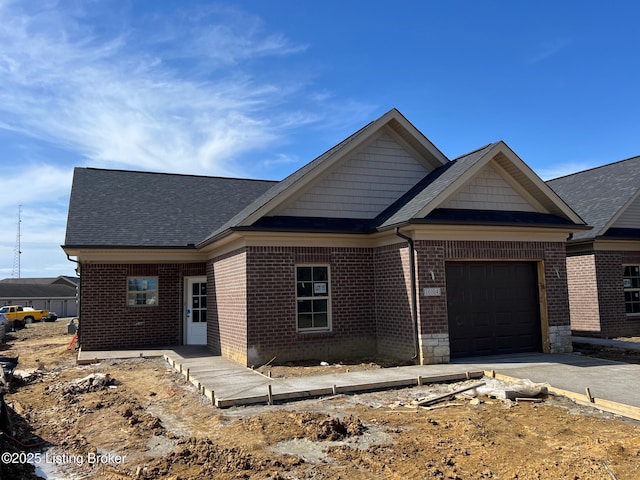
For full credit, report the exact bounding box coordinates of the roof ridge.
[548,154,640,182]
[82,166,274,183]
[451,142,497,161]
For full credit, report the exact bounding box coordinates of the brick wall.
[79,262,205,350]
[415,241,447,336]
[242,246,376,366]
[208,249,248,363]
[373,243,415,360]
[594,250,640,337]
[412,240,570,361]
[566,254,601,332]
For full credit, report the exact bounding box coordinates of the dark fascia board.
[230,226,374,235]
[404,218,592,230]
[600,227,640,240]
[378,209,592,233]
[248,216,378,233]
[202,209,592,242]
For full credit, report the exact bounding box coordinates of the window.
[127,277,158,306]
[191,281,207,322]
[296,266,330,331]
[624,265,640,315]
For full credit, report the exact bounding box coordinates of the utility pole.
[12,205,22,279]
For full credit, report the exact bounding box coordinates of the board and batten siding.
[442,164,538,212]
[612,194,640,228]
[273,132,432,219]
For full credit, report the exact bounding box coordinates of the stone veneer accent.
[548,325,572,353]
[419,333,450,364]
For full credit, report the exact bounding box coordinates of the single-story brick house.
[547,155,640,337]
[63,109,588,366]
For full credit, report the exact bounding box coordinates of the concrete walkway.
[78,346,640,416]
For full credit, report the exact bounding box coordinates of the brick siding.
[374,243,415,360]
[566,254,601,332]
[567,250,640,337]
[79,240,572,363]
[207,249,248,363]
[79,262,205,350]
[242,246,376,366]
[413,240,570,361]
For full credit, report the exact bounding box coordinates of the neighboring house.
[0,276,79,317]
[547,156,640,337]
[63,109,587,366]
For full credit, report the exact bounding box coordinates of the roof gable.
[379,141,585,229]
[612,191,640,229]
[547,155,640,240]
[200,109,449,243]
[271,130,437,219]
[440,162,541,212]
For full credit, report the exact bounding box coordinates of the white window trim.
[295,264,332,332]
[623,264,640,317]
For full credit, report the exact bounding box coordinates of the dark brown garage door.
[446,262,541,358]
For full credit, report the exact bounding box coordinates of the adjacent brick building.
[64,109,588,366]
[548,157,640,337]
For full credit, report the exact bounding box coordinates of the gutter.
[395,228,420,362]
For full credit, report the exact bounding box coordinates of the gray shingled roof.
[0,283,76,298]
[64,168,276,247]
[0,276,79,286]
[547,155,640,240]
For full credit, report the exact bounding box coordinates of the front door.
[185,276,207,345]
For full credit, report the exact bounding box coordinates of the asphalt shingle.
[547,155,640,240]
[64,168,276,247]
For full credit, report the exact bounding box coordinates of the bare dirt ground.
[573,337,640,365]
[1,322,640,480]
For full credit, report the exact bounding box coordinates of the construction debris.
[46,373,118,396]
[475,377,548,400]
[417,381,486,407]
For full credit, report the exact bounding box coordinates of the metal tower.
[11,205,22,278]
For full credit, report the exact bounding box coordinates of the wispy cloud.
[528,37,571,64]
[0,1,354,177]
[537,160,600,180]
[0,1,375,277]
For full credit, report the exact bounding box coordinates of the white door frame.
[184,276,207,345]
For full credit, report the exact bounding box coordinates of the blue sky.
[0,0,639,278]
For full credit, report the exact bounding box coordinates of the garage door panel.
[446,262,541,358]
[472,312,491,329]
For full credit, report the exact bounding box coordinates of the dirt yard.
[1,322,640,480]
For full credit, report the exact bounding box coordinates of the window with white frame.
[623,265,640,315]
[296,265,330,331]
[127,277,158,306]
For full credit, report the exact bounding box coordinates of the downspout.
[395,228,420,362]
[65,253,81,342]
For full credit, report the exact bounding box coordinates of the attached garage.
[446,262,542,358]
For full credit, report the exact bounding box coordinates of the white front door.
[185,276,207,345]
